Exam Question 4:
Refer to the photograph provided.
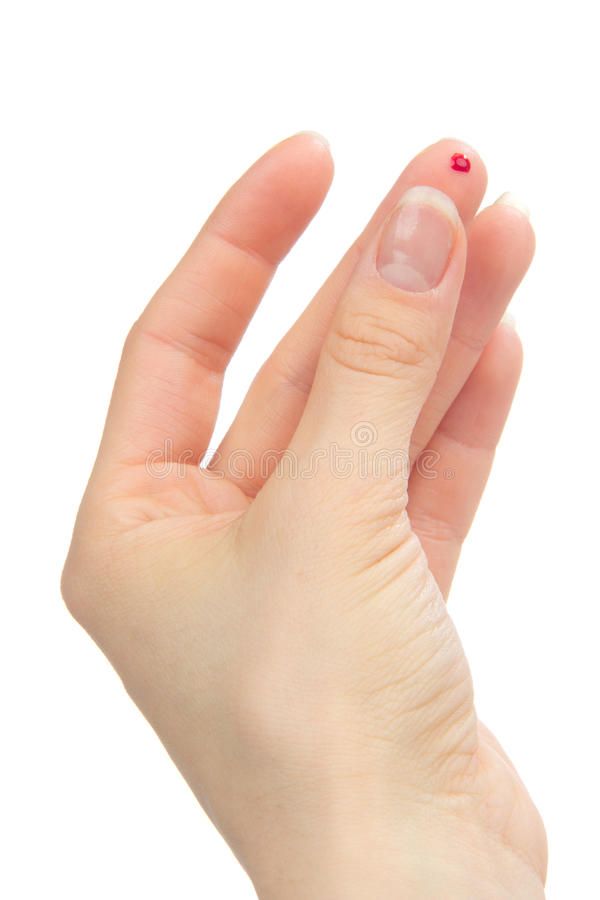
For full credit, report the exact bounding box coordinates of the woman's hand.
[62,133,546,898]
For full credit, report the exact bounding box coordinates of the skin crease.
[62,134,547,898]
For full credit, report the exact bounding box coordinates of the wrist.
[249,813,545,900]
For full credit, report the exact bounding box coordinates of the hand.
[63,133,546,898]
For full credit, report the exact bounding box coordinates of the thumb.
[290,186,467,478]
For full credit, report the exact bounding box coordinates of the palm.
[99,448,547,883]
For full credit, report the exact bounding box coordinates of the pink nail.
[376,186,458,292]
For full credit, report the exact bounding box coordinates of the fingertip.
[467,198,536,285]
[500,309,518,335]
[281,129,334,178]
[494,191,530,221]
[483,192,534,233]
[272,129,335,211]
[491,192,537,262]
[392,137,487,224]
[208,130,335,264]
[292,129,331,153]
[431,137,488,189]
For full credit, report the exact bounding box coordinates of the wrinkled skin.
[63,133,546,898]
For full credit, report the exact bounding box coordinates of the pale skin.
[62,133,547,898]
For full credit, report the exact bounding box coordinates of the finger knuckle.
[327,302,433,379]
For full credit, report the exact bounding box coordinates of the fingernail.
[376,186,458,292]
[501,309,517,330]
[494,191,530,220]
[294,130,330,150]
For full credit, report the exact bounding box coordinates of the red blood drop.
[450,152,470,173]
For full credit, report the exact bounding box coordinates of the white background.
[1,2,598,897]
